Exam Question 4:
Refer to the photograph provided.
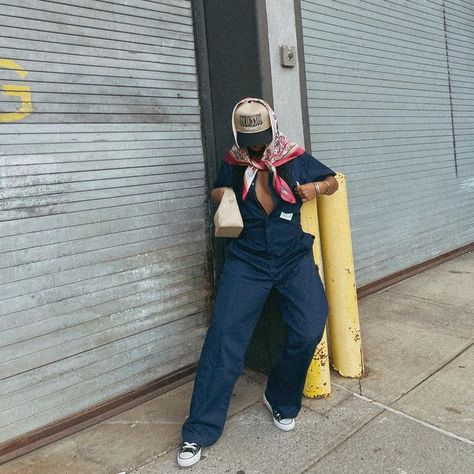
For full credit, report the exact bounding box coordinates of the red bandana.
[225,98,305,204]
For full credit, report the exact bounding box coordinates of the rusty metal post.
[318,173,364,377]
[300,198,332,397]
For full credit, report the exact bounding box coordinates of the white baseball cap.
[233,99,273,147]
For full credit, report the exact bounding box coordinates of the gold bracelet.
[324,179,330,194]
[314,182,321,195]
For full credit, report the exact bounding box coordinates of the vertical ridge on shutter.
[301,0,474,286]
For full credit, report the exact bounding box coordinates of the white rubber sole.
[177,447,201,467]
[263,393,295,431]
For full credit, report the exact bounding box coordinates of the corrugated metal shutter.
[0,0,210,442]
[300,0,474,285]
[445,1,474,202]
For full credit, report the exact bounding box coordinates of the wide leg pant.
[181,248,328,447]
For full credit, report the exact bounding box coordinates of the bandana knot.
[225,98,305,204]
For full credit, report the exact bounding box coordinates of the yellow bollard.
[300,198,332,397]
[318,173,364,377]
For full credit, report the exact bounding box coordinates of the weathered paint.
[0,0,210,444]
[300,197,332,397]
[0,59,32,122]
[318,174,364,378]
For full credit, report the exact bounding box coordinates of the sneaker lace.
[273,409,283,421]
[181,442,199,453]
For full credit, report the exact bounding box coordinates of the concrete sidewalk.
[2,252,473,473]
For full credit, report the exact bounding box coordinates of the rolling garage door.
[300,0,474,285]
[0,0,210,443]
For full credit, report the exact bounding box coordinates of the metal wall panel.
[445,1,474,183]
[0,0,210,442]
[300,0,474,285]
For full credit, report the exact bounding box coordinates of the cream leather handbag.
[214,187,244,238]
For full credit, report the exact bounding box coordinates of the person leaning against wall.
[176,97,338,467]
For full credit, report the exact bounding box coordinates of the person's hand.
[294,182,316,202]
[211,187,227,203]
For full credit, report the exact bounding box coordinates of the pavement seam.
[333,382,474,446]
[299,341,474,471]
[300,410,385,473]
[386,339,474,403]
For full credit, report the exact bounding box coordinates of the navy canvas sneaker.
[263,393,295,431]
[177,441,202,467]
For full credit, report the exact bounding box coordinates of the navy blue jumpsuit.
[181,151,335,446]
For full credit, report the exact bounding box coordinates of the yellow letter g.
[0,59,33,123]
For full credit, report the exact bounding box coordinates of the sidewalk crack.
[333,383,474,447]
